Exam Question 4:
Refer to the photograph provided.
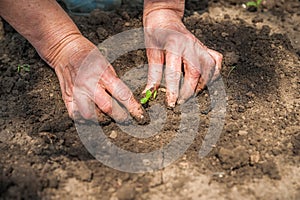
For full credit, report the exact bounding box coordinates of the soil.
[0,0,300,199]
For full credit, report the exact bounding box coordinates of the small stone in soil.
[250,151,260,165]
[116,184,136,200]
[109,131,118,139]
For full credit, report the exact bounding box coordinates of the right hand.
[142,0,223,108]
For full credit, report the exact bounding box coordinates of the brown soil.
[0,0,299,199]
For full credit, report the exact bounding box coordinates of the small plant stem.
[227,66,236,78]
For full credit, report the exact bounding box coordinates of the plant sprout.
[246,0,263,8]
[227,65,237,78]
[17,64,30,73]
[140,89,157,104]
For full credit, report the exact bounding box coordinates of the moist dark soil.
[0,0,299,199]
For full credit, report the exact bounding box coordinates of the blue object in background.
[61,0,122,15]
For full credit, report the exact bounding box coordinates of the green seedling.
[246,0,263,8]
[17,64,30,73]
[153,90,157,99]
[140,89,157,104]
[227,65,237,78]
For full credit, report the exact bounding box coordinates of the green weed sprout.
[140,89,157,104]
[246,0,262,8]
[227,65,237,78]
[17,64,30,73]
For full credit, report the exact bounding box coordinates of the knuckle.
[117,90,132,102]
[166,34,179,44]
[100,101,112,115]
[188,67,201,79]
[165,35,183,53]
[128,95,137,105]
[147,51,164,64]
[199,52,216,71]
[165,70,181,82]
[113,80,132,102]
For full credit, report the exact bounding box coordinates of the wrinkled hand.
[0,0,147,123]
[52,36,147,123]
[143,2,223,107]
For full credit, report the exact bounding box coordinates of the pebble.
[158,88,166,93]
[116,184,136,200]
[142,159,151,166]
[250,151,260,165]
[238,130,248,136]
[124,22,130,27]
[109,131,118,139]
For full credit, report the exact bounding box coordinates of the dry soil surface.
[0,0,299,199]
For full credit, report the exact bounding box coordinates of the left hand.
[143,2,223,107]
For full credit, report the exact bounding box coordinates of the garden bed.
[0,0,299,199]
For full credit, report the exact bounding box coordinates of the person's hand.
[143,0,223,107]
[0,0,147,123]
[52,36,147,123]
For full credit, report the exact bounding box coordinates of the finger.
[65,95,110,124]
[207,48,223,81]
[143,48,164,93]
[94,85,129,123]
[73,91,95,120]
[165,51,182,108]
[195,53,216,94]
[99,68,149,124]
[68,101,90,123]
[178,60,200,104]
[55,66,81,120]
[64,98,76,119]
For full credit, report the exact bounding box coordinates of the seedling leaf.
[153,90,157,99]
[140,97,148,104]
[17,64,30,73]
[246,1,258,7]
[257,0,262,5]
[145,90,152,99]
[140,89,158,104]
[227,65,237,78]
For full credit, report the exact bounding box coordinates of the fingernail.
[166,94,177,108]
[168,102,176,108]
[165,99,175,109]
[134,110,150,125]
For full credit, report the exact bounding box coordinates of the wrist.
[143,0,185,23]
[0,0,96,70]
